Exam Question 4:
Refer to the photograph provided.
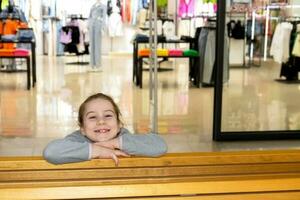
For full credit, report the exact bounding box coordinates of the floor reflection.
[222,60,300,132]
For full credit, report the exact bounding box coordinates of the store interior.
[0,0,300,156]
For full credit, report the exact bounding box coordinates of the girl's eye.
[105,114,113,118]
[88,116,96,120]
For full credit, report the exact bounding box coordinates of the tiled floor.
[0,54,300,156]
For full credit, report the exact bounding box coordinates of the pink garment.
[60,29,72,44]
[14,48,30,56]
[168,49,183,56]
[178,0,196,18]
[213,3,217,13]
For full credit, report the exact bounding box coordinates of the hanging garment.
[18,0,29,21]
[76,19,88,53]
[121,0,126,22]
[198,28,229,86]
[202,29,215,84]
[130,0,139,25]
[61,26,80,54]
[178,0,195,18]
[227,20,245,40]
[178,19,190,37]
[59,27,72,44]
[157,20,162,35]
[125,0,131,23]
[270,22,293,63]
[29,0,41,20]
[64,23,80,44]
[108,12,123,37]
[138,8,147,27]
[56,21,65,56]
[107,0,121,16]
[49,0,57,17]
[157,0,167,8]
[194,0,204,16]
[1,0,9,10]
[88,2,107,67]
[292,33,300,57]
[198,28,209,86]
[0,6,27,22]
[142,0,149,8]
[162,21,176,40]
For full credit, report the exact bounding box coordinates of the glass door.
[213,0,300,140]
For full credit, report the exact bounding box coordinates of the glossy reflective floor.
[0,55,300,156]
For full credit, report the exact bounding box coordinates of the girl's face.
[81,98,121,142]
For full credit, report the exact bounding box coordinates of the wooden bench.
[0,55,32,90]
[0,40,37,89]
[2,150,300,199]
[132,38,196,88]
[137,55,199,88]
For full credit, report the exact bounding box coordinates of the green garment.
[157,0,167,8]
[204,0,216,3]
[1,0,9,10]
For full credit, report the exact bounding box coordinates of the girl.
[43,93,167,165]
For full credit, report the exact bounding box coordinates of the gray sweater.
[43,128,167,164]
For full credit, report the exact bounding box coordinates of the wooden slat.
[2,150,300,171]
[1,173,300,189]
[2,163,300,181]
[99,192,300,200]
[2,177,300,199]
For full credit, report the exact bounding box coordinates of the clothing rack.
[227,11,248,68]
[179,15,217,36]
[275,20,300,83]
[180,14,217,20]
[263,4,300,60]
[67,14,87,20]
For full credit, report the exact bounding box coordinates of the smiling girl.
[43,93,167,165]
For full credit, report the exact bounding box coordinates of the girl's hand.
[94,137,120,150]
[91,144,129,166]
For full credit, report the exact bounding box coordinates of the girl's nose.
[97,119,105,125]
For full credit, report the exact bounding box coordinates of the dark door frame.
[212,0,300,141]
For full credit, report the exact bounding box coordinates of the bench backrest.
[2,150,300,199]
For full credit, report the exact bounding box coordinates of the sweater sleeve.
[120,132,168,157]
[43,131,90,164]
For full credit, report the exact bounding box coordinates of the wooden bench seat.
[2,150,300,199]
